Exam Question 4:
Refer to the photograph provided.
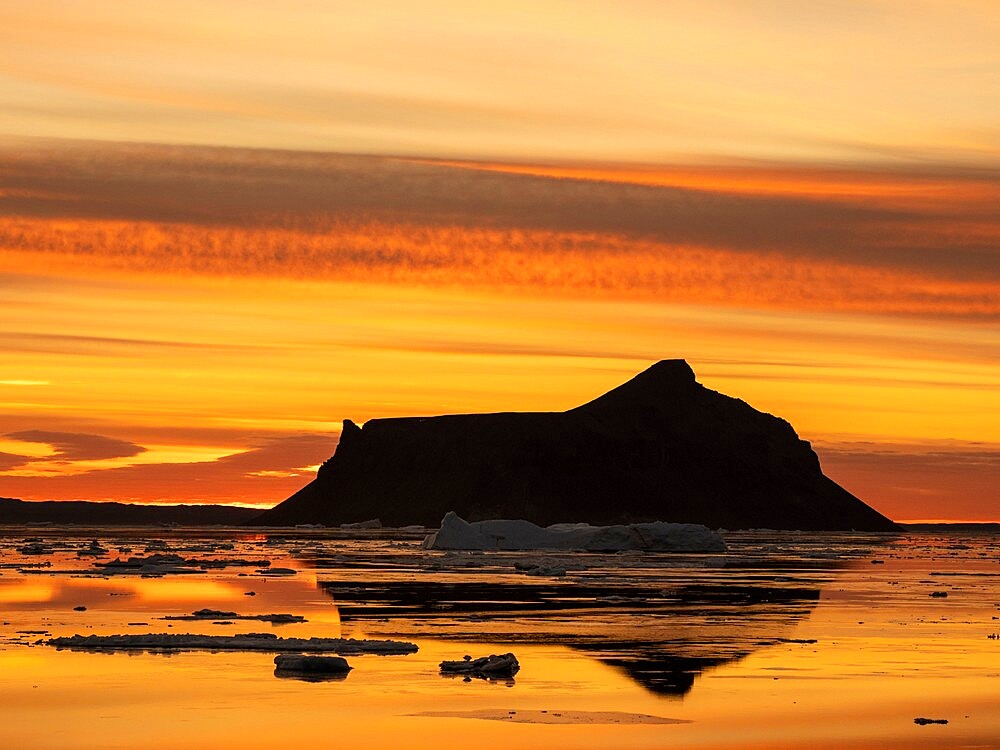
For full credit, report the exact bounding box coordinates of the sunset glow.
[1,1,998,522]
[5,9,1000,750]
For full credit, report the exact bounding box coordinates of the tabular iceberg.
[423,511,726,552]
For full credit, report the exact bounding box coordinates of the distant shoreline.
[900,522,1000,533]
[0,497,261,526]
[1,497,996,532]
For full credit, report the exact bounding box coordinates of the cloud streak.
[0,330,277,357]
[1,140,997,319]
[0,433,336,505]
[0,452,30,472]
[6,430,146,462]
[2,216,995,318]
[1,138,997,280]
[1,1,997,164]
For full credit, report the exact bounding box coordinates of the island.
[252,360,898,531]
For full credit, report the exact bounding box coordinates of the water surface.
[0,527,997,749]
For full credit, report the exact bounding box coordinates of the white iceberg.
[423,512,726,553]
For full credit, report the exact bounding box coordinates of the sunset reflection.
[0,530,996,749]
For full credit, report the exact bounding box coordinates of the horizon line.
[4,498,998,525]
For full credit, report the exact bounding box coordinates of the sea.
[0,526,997,749]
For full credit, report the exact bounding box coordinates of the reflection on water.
[0,527,997,749]
[317,577,823,696]
[273,668,351,683]
[0,576,248,608]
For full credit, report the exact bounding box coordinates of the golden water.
[0,529,996,749]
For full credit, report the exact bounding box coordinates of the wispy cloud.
[0,330,277,357]
[5,430,146,461]
[0,433,337,504]
[1,2,997,163]
[1,140,996,277]
[3,215,995,318]
[1,141,997,318]
[0,452,31,472]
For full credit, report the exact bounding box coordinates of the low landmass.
[902,522,1000,533]
[254,360,898,531]
[0,497,261,526]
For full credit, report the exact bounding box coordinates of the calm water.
[0,527,997,749]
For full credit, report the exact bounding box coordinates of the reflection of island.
[317,574,821,697]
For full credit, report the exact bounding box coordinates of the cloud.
[818,442,1000,475]
[1,140,996,321]
[1,138,997,282]
[211,435,336,474]
[1,2,997,165]
[6,430,146,461]
[3,215,996,319]
[0,452,31,471]
[0,330,277,357]
[0,433,337,505]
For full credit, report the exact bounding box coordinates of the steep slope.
[252,360,898,530]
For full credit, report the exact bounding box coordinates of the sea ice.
[423,512,726,552]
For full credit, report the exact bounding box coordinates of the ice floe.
[423,512,726,553]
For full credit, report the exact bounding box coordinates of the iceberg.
[423,511,726,552]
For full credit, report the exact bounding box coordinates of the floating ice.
[423,512,726,552]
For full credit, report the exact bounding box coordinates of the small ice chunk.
[274,654,351,674]
[440,652,519,678]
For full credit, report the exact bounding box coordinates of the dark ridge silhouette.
[253,360,898,531]
[0,497,261,526]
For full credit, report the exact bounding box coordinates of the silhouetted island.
[253,360,898,531]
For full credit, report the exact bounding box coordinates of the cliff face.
[253,360,898,531]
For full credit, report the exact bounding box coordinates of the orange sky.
[1,2,998,522]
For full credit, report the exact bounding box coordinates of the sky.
[1,1,997,521]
